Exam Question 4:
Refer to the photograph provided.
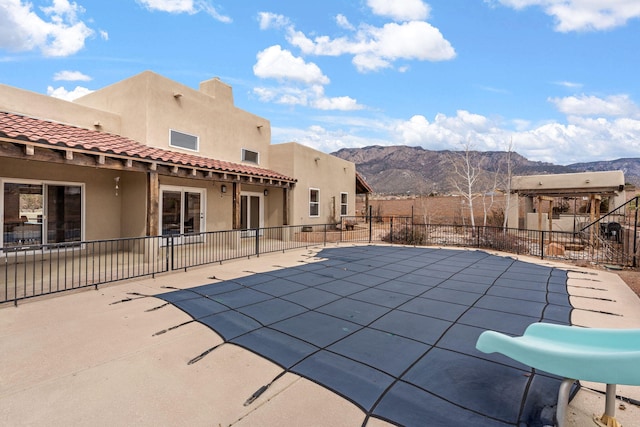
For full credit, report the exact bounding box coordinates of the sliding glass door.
[2,181,82,249]
[240,192,263,237]
[160,186,205,243]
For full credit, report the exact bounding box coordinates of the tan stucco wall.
[0,84,121,132]
[0,158,125,241]
[270,143,356,225]
[120,172,147,238]
[74,71,271,167]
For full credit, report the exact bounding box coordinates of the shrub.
[382,226,427,245]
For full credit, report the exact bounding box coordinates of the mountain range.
[332,145,640,195]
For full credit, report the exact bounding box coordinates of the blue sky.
[1,0,640,165]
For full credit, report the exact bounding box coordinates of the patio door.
[240,192,263,237]
[160,186,205,243]
[2,180,83,250]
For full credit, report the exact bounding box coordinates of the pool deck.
[2,244,640,426]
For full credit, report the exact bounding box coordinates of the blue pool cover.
[157,246,572,426]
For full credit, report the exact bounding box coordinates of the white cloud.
[47,85,93,101]
[554,80,583,89]
[253,45,329,85]
[367,0,431,21]
[253,84,363,111]
[491,0,640,32]
[137,0,231,22]
[312,95,362,111]
[254,7,454,112]
[288,21,456,72]
[258,12,290,30]
[272,124,389,153]
[99,29,109,40]
[549,94,640,118]
[335,14,355,31]
[53,70,91,81]
[390,103,640,164]
[0,0,94,57]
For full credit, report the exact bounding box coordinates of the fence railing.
[3,216,638,305]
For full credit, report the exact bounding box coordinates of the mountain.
[332,145,640,194]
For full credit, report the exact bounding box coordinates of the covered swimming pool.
[158,245,572,426]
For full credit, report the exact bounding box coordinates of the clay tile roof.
[0,111,296,182]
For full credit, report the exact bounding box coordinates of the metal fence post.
[369,205,373,243]
[170,236,175,271]
[390,217,394,245]
[255,228,260,257]
[540,231,545,260]
[324,224,327,246]
[405,218,409,243]
[634,197,639,268]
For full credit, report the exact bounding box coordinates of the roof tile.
[0,112,295,182]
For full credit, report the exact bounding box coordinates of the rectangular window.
[340,192,348,216]
[3,181,83,249]
[309,188,319,217]
[170,129,199,151]
[242,149,259,164]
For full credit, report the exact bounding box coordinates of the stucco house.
[0,71,366,250]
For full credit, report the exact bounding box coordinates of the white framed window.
[242,148,259,164]
[309,188,320,217]
[170,129,199,152]
[340,192,348,216]
[2,179,84,249]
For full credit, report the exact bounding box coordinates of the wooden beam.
[147,171,159,236]
[171,165,179,174]
[65,150,73,160]
[125,158,133,168]
[283,187,289,225]
[25,145,34,156]
[97,155,106,165]
[233,182,241,229]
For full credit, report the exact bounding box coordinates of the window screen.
[309,188,319,217]
[340,192,348,216]
[170,130,198,151]
[242,149,259,164]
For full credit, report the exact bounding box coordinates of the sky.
[1,0,640,166]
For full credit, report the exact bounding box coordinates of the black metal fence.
[2,214,638,305]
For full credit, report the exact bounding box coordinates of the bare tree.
[481,160,501,227]
[447,142,481,228]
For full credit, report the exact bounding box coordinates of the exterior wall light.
[264,189,269,196]
[221,184,227,193]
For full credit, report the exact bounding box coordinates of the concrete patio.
[2,244,640,426]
